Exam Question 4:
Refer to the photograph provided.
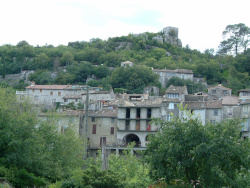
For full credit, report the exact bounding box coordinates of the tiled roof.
[152,68,193,74]
[207,84,232,90]
[163,98,183,103]
[184,102,206,109]
[121,61,134,64]
[82,91,111,95]
[185,95,208,102]
[206,101,222,108]
[26,85,72,90]
[166,85,187,94]
[63,95,82,99]
[184,100,222,109]
[222,96,239,105]
[39,109,81,117]
[87,109,118,117]
[238,89,250,93]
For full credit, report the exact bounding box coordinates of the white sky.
[0,0,249,52]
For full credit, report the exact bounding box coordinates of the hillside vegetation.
[0,23,250,94]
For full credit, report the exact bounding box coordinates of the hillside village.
[16,63,250,157]
[1,24,250,187]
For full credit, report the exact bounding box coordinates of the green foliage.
[52,143,152,188]
[110,65,160,93]
[218,23,250,55]
[144,111,250,187]
[166,77,206,94]
[28,70,54,84]
[0,88,84,187]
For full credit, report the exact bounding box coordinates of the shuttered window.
[110,127,114,134]
[92,124,96,134]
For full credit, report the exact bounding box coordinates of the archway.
[124,134,141,147]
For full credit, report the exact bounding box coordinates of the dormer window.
[167,93,179,98]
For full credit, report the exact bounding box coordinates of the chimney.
[30,81,35,86]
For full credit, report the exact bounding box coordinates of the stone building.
[222,96,241,120]
[238,89,250,101]
[153,68,193,88]
[121,61,134,68]
[116,95,162,149]
[163,26,182,47]
[207,84,232,100]
[80,109,118,157]
[161,85,188,121]
[240,100,250,138]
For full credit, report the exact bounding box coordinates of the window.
[136,120,140,130]
[40,89,42,93]
[50,92,53,95]
[126,108,130,118]
[136,108,141,118]
[228,108,233,115]
[147,109,152,118]
[111,118,115,123]
[64,99,68,102]
[110,127,114,134]
[172,73,175,76]
[61,126,68,133]
[210,120,215,124]
[92,117,95,122]
[166,115,171,121]
[214,109,218,116]
[167,73,170,77]
[92,124,96,134]
[125,120,130,130]
[167,93,179,98]
[169,103,174,109]
[76,99,78,102]
[58,92,61,96]
[100,137,106,147]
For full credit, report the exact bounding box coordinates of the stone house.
[80,109,118,157]
[222,96,241,120]
[116,95,162,149]
[121,61,134,68]
[81,90,115,102]
[153,68,193,88]
[161,85,188,121]
[238,89,250,101]
[183,97,223,125]
[207,84,232,100]
[240,100,250,139]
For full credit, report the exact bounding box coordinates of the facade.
[240,100,250,138]
[121,61,134,68]
[222,96,241,120]
[207,84,232,100]
[81,90,115,102]
[238,89,250,101]
[80,109,118,157]
[153,68,193,87]
[116,95,162,149]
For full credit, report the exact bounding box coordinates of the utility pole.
[83,86,89,160]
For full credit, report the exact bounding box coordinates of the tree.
[0,87,84,187]
[144,109,250,187]
[61,51,74,66]
[218,23,250,55]
[110,65,160,93]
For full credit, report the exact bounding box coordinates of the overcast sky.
[0,0,249,52]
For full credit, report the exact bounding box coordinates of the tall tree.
[218,23,250,55]
[144,108,250,187]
